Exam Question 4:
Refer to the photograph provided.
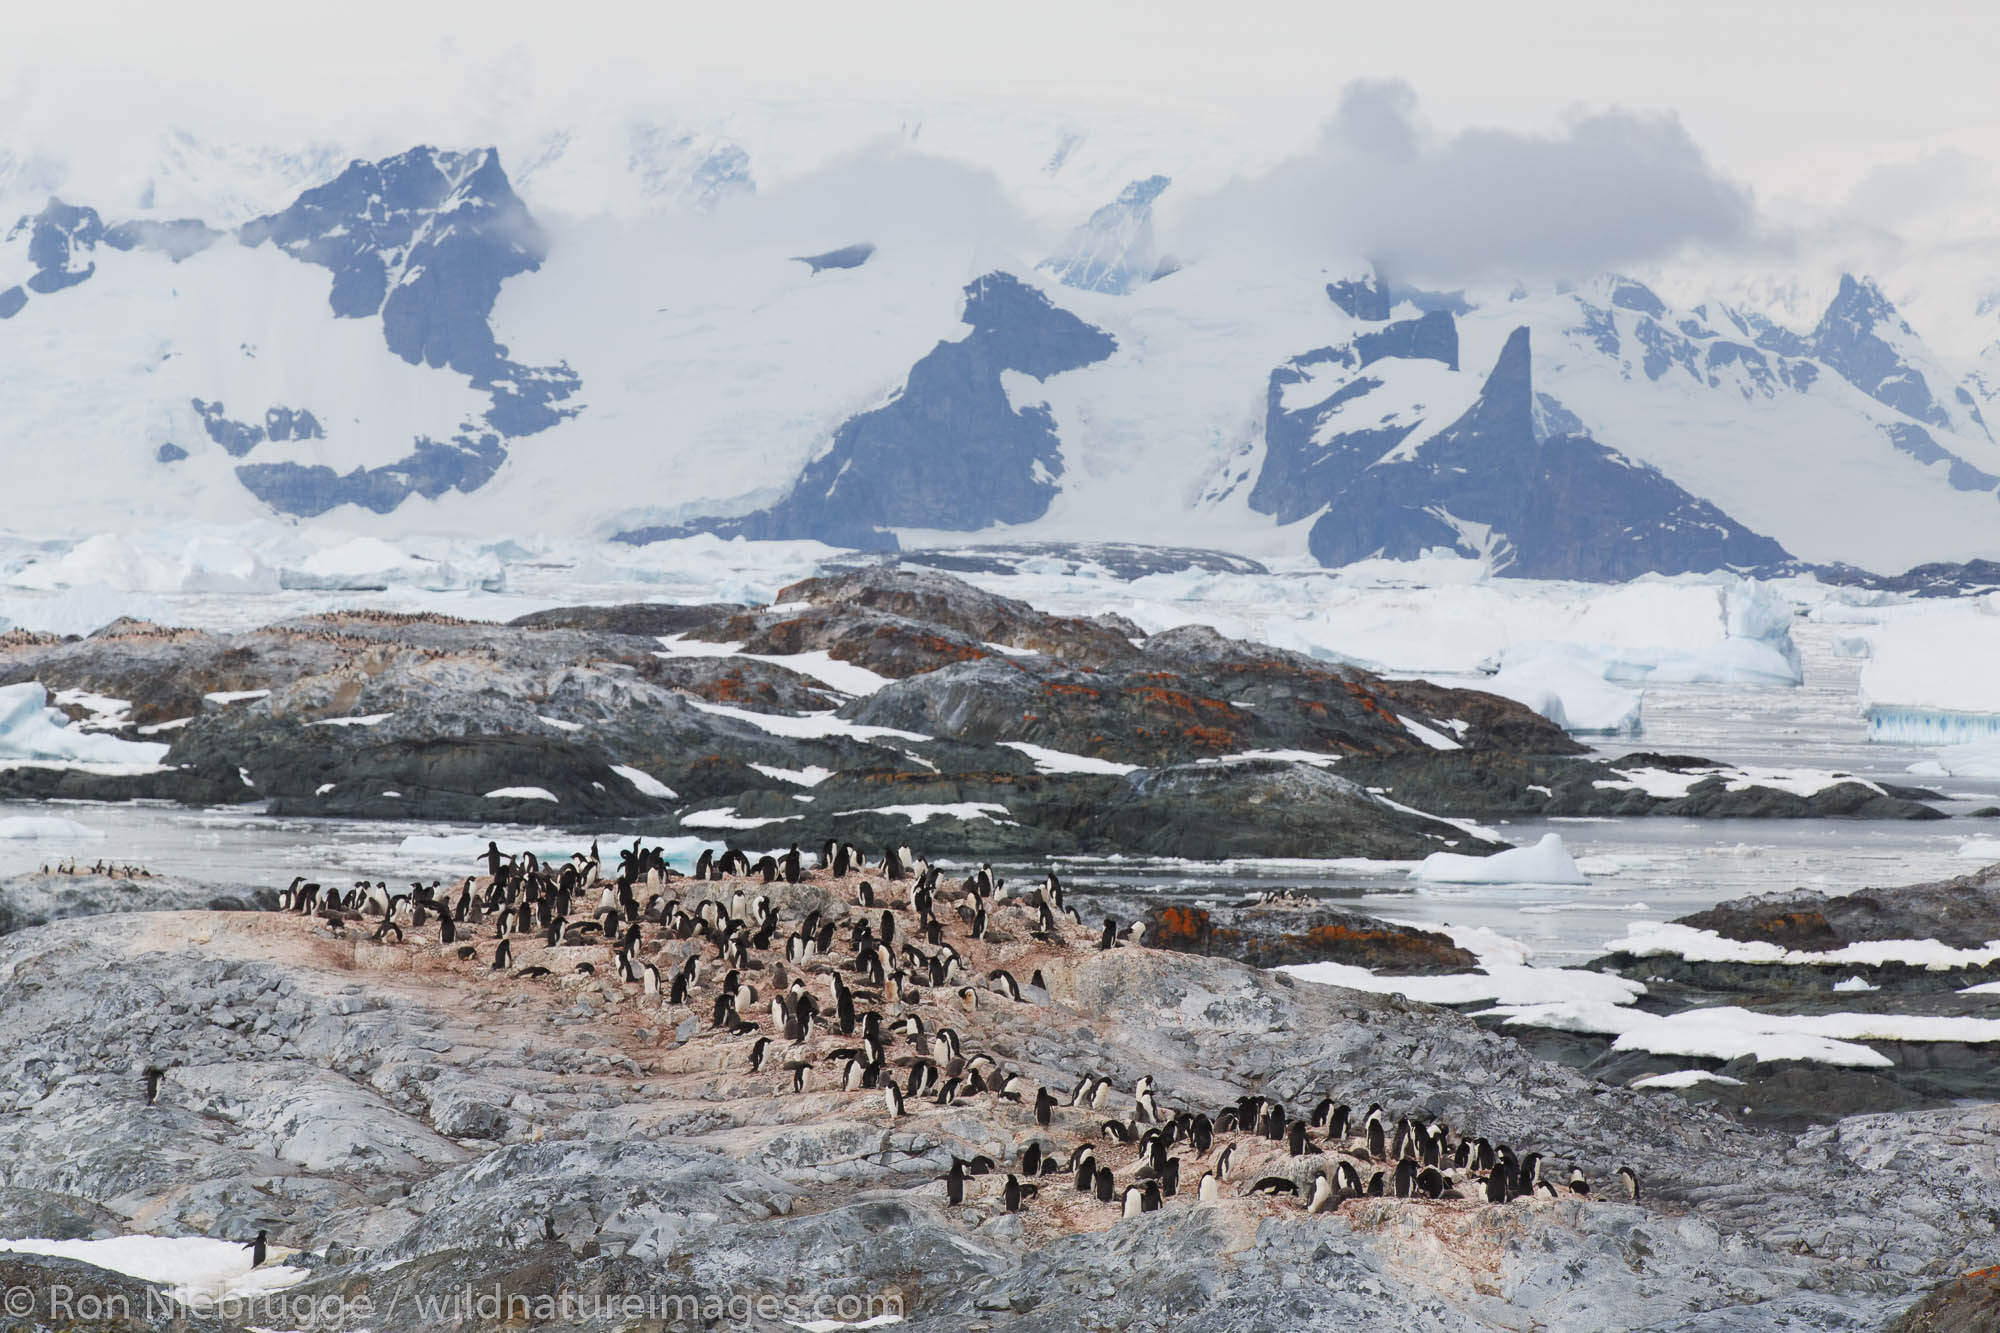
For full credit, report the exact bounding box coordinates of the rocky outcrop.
[0,872,268,936]
[0,568,1942,854]
[1679,865,2000,950]
[1139,901,1477,971]
[0,879,1990,1331]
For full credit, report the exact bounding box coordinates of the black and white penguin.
[945,1159,965,1206]
[490,939,512,971]
[1248,1177,1299,1196]
[141,1066,165,1105]
[883,1083,905,1117]
[1094,1165,1116,1203]
[1306,1172,1336,1214]
[1034,1087,1056,1127]
[1394,1159,1418,1199]
[1417,1166,1447,1199]
[1198,1171,1219,1202]
[1121,1184,1146,1218]
[1568,1167,1590,1196]
[246,1229,268,1267]
[1485,1167,1511,1203]
[1616,1166,1641,1202]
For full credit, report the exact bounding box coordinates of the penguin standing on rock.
[245,1230,268,1267]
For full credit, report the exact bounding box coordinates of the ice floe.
[1413,833,1586,886]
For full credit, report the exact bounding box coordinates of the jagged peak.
[1816,272,1905,335]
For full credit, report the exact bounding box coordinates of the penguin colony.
[277,838,1641,1228]
[41,860,154,878]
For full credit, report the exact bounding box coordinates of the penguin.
[1004,1173,1027,1213]
[1034,1087,1056,1127]
[1616,1166,1641,1202]
[1073,1147,1098,1193]
[1122,1184,1145,1218]
[1394,1159,1418,1199]
[1418,1167,1447,1199]
[1485,1167,1511,1203]
[1249,1176,1299,1196]
[1213,1143,1235,1182]
[1095,1165,1116,1203]
[883,1083,906,1117]
[1335,1161,1363,1197]
[1098,917,1118,951]
[1306,1172,1337,1214]
[141,1066,165,1105]
[1198,1171,1219,1203]
[1568,1167,1590,1196]
[1366,1171,1385,1197]
[246,1229,268,1268]
[1287,1119,1309,1157]
[490,939,512,971]
[944,1159,965,1206]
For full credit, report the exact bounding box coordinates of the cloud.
[1185,79,1756,285]
[1841,148,1992,231]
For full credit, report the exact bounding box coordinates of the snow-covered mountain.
[5,139,2000,578]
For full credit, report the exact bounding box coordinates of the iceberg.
[1481,656,1642,734]
[1859,601,2000,744]
[0,681,172,771]
[279,536,505,592]
[1413,832,1587,886]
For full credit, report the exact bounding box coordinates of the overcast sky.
[12,0,1996,185]
[7,0,1997,324]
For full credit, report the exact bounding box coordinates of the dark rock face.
[190,398,321,457]
[1811,274,1960,432]
[756,564,1141,663]
[232,146,580,515]
[1270,327,1792,579]
[1083,760,1498,859]
[1882,420,1997,491]
[793,241,875,273]
[1326,270,1391,320]
[10,197,103,294]
[618,272,1117,549]
[506,601,746,635]
[1680,865,2000,950]
[842,630,1573,770]
[1140,902,1477,971]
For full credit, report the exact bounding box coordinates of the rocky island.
[0,839,1991,1330]
[0,568,1950,865]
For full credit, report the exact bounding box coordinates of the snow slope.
[5,129,2000,579]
